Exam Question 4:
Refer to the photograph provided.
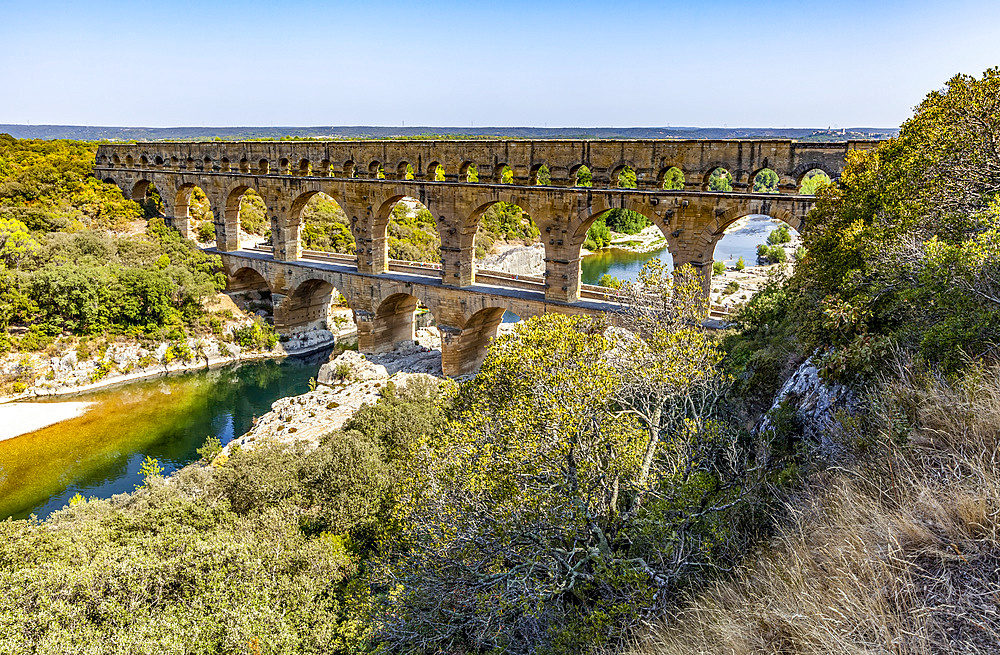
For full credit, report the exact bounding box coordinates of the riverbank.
[223,327,444,455]
[709,229,802,310]
[0,293,358,405]
[0,401,94,441]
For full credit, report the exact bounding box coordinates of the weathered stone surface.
[757,358,858,452]
[96,139,865,377]
[479,243,546,277]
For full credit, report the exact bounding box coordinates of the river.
[581,215,791,285]
[0,348,335,521]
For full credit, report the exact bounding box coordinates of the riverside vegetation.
[2,69,1000,654]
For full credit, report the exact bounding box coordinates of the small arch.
[139,155,149,166]
[369,161,385,179]
[257,159,270,175]
[203,156,213,171]
[798,168,833,194]
[169,156,179,169]
[102,177,117,185]
[751,168,780,194]
[705,167,733,192]
[154,155,164,166]
[278,158,290,175]
[298,159,312,176]
[343,160,357,178]
[220,157,231,172]
[395,161,412,180]
[531,164,551,186]
[426,161,444,181]
[495,164,513,184]
[572,165,592,187]
[460,162,478,182]
[112,154,121,165]
[659,166,685,190]
[317,159,331,176]
[614,165,637,189]
[239,158,251,174]
[125,155,134,167]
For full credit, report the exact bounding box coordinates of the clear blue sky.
[2,0,998,128]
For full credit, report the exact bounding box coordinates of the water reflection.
[0,348,334,520]
[580,215,793,285]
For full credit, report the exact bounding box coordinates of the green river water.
[0,349,334,521]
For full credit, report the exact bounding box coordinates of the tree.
[753,168,779,193]
[708,167,734,192]
[575,165,592,187]
[663,167,685,190]
[378,287,769,652]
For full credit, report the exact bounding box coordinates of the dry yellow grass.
[636,363,1000,655]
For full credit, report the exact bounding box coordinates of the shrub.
[767,224,792,245]
[713,260,727,275]
[197,435,223,463]
[196,221,216,242]
[735,256,746,271]
[231,318,279,351]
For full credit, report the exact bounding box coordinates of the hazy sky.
[2,0,999,128]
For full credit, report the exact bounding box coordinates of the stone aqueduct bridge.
[95,139,873,375]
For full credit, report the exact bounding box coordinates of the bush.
[583,216,611,251]
[231,318,278,351]
[767,225,792,245]
[603,209,649,235]
[713,260,727,275]
[735,255,746,270]
[196,220,216,242]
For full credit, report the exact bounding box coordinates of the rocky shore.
[223,327,444,454]
[0,294,358,404]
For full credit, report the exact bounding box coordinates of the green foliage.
[575,165,592,187]
[800,169,832,194]
[768,224,792,244]
[0,134,142,231]
[196,218,216,242]
[708,167,734,192]
[584,215,612,251]
[724,280,740,295]
[617,166,637,188]
[238,188,268,234]
[197,435,223,463]
[735,255,746,271]
[388,202,439,262]
[535,164,551,186]
[603,208,649,234]
[137,455,164,488]
[301,193,355,254]
[663,166,685,190]
[376,314,767,653]
[231,317,279,351]
[785,68,1000,377]
[753,168,780,193]
[474,201,540,257]
[598,273,624,288]
[713,260,727,275]
[757,243,788,263]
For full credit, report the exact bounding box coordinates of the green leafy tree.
[663,166,685,190]
[753,168,779,193]
[708,167,734,192]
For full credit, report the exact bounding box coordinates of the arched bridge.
[95,138,874,375]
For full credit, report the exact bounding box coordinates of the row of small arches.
[103,154,833,194]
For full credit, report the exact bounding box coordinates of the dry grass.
[636,363,1000,655]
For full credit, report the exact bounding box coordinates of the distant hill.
[0,124,897,142]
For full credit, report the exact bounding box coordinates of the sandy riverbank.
[0,402,94,441]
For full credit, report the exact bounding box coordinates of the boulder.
[757,357,858,453]
[318,350,388,385]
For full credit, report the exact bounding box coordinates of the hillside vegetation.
[0,69,997,654]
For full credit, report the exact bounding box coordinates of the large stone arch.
[453,190,540,287]
[131,179,153,201]
[441,306,507,377]
[281,187,354,263]
[277,277,342,332]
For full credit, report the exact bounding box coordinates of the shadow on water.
[0,346,338,521]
